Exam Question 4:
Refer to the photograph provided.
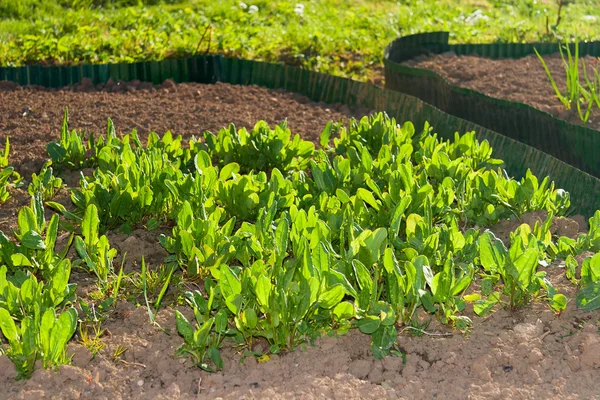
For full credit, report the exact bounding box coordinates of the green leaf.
[576,282,600,311]
[318,284,345,309]
[0,308,19,343]
[47,142,67,162]
[356,188,380,211]
[335,188,351,204]
[371,325,397,360]
[11,253,32,267]
[82,204,99,246]
[478,232,506,272]
[319,121,332,148]
[255,275,272,308]
[242,307,258,330]
[352,260,373,292]
[175,311,194,343]
[474,292,500,316]
[356,315,381,334]
[550,294,567,313]
[371,301,396,326]
[581,253,600,286]
[219,163,240,181]
[22,230,46,250]
[209,346,224,370]
[333,301,355,320]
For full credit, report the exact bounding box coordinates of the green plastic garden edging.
[1,54,600,217]
[384,31,600,179]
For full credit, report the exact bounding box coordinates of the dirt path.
[0,81,599,399]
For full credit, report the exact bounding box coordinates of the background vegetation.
[1,0,600,81]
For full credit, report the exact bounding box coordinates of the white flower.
[294,3,305,15]
[583,15,597,22]
[248,5,259,14]
[239,2,247,9]
[465,9,488,25]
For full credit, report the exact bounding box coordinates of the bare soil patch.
[403,52,600,132]
[0,81,599,399]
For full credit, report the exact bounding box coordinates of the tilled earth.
[403,53,600,132]
[0,81,599,400]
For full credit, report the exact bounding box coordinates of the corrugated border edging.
[220,57,600,217]
[1,55,599,216]
[0,56,222,87]
[384,32,600,179]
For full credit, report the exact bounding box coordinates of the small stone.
[137,379,144,387]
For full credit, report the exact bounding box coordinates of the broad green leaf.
[478,232,506,272]
[11,253,32,267]
[474,292,500,316]
[82,204,99,246]
[175,311,194,343]
[356,315,381,334]
[352,259,373,292]
[318,284,345,309]
[22,231,46,250]
[219,163,240,181]
[0,308,19,343]
[576,282,600,311]
[550,294,567,313]
[581,253,600,286]
[333,301,355,320]
[255,275,272,308]
[371,325,397,360]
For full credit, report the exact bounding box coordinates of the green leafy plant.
[0,138,22,204]
[175,286,233,372]
[203,121,315,174]
[0,307,78,379]
[73,204,117,289]
[28,160,63,201]
[0,194,73,278]
[576,252,600,311]
[478,229,566,312]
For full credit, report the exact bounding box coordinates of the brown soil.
[0,80,370,178]
[1,81,600,399]
[1,267,599,400]
[403,52,600,132]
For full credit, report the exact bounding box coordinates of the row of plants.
[1,112,600,378]
[1,0,599,80]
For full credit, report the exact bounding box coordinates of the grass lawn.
[1,0,600,81]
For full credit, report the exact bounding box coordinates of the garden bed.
[1,81,599,400]
[403,52,600,132]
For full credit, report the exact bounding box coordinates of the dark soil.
[403,52,600,132]
[0,80,370,178]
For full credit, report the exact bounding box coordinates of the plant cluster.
[2,112,600,377]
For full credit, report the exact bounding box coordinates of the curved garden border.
[384,32,600,179]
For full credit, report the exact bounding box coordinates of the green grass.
[1,0,600,81]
